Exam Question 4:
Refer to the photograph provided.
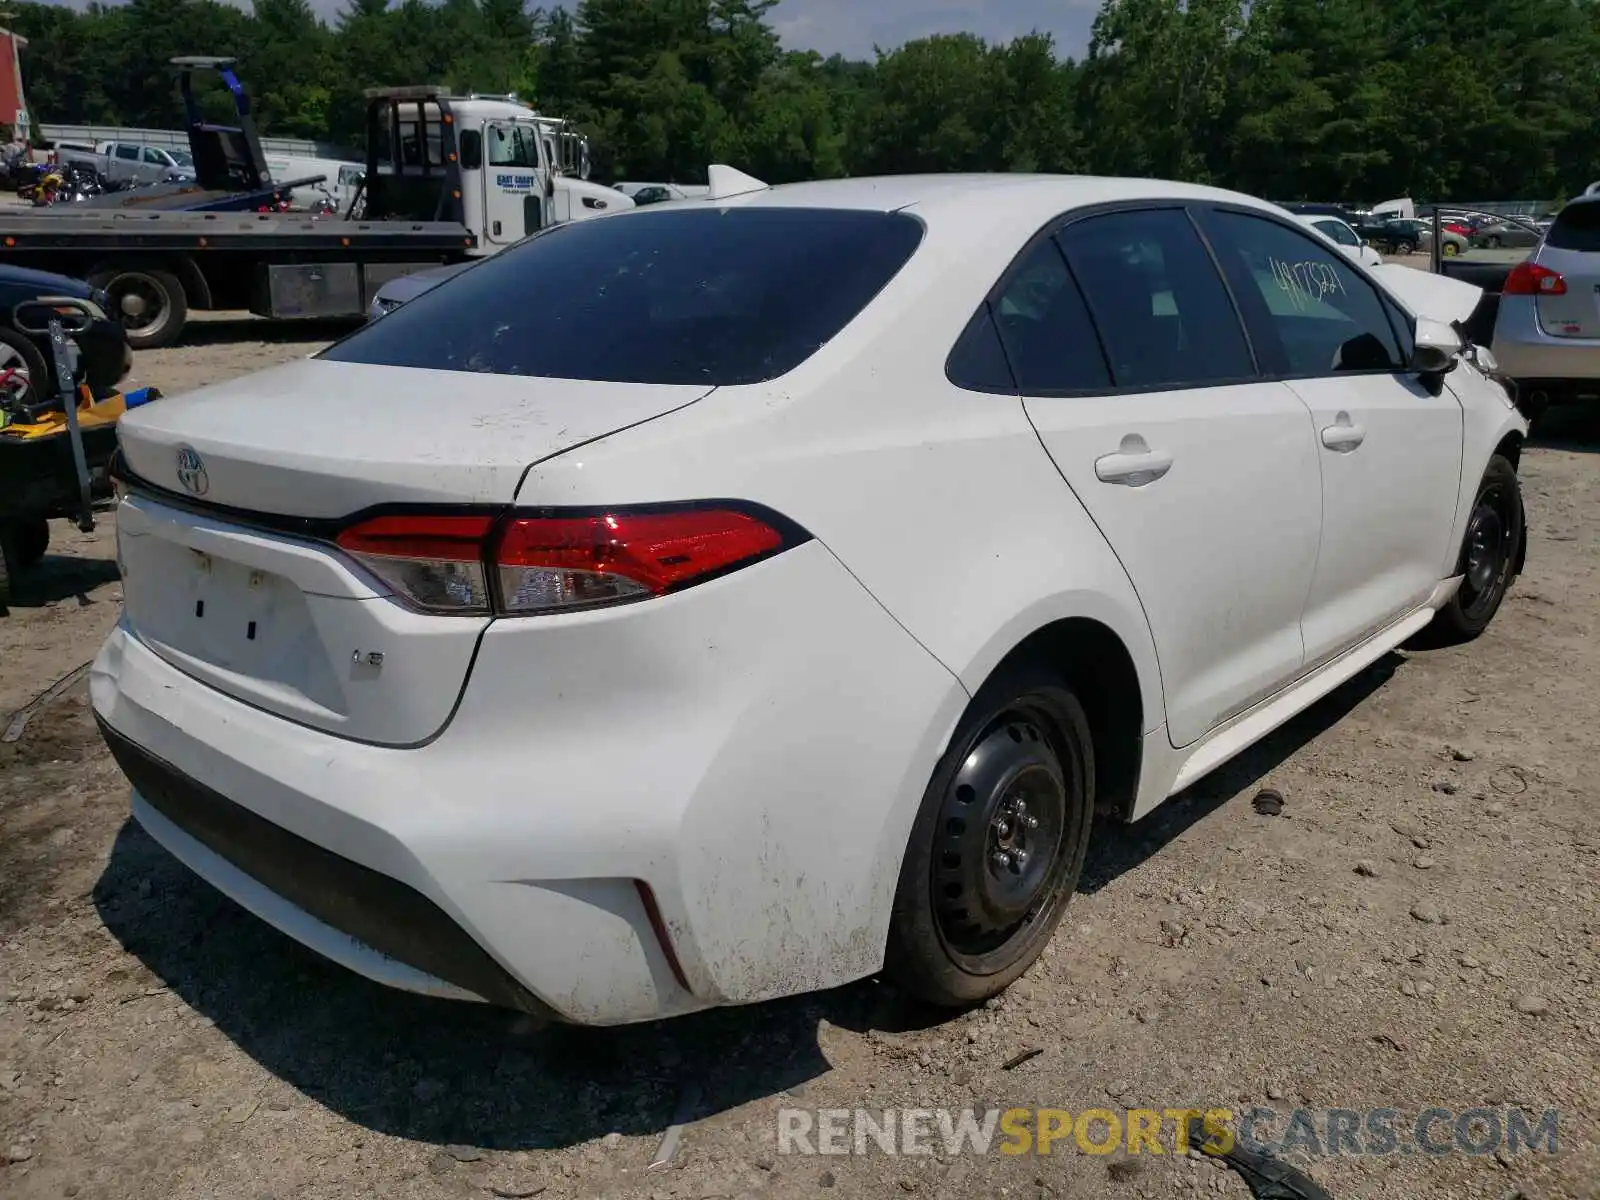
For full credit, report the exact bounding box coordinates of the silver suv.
[1492,197,1600,407]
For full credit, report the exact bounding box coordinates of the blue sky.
[769,0,1100,60]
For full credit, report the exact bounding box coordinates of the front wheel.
[885,664,1095,1007]
[1422,455,1524,645]
[1443,241,1461,257]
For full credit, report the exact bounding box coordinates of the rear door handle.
[1095,442,1173,486]
[1320,415,1366,452]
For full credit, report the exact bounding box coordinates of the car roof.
[699,174,1290,257]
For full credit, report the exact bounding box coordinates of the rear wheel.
[90,265,188,350]
[1485,235,1503,249]
[886,664,1094,1007]
[1443,241,1461,257]
[1422,455,1523,645]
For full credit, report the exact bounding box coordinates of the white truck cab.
[387,92,630,252]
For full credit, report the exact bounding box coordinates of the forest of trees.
[7,0,1600,203]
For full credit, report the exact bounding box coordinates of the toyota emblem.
[175,445,209,496]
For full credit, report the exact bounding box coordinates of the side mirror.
[1412,316,1461,376]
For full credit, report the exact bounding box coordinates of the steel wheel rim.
[1460,483,1511,619]
[931,702,1077,974]
[108,272,171,337]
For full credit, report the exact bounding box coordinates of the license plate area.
[181,549,296,674]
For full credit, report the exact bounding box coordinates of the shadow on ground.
[171,317,358,348]
[1,551,120,610]
[1529,403,1600,454]
[92,652,1403,1151]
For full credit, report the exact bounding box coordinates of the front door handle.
[1320,414,1366,452]
[1095,435,1173,486]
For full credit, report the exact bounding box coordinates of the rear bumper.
[1492,295,1600,385]
[92,539,965,1024]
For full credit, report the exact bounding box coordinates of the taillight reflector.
[1503,261,1566,296]
[334,506,794,616]
[336,513,497,614]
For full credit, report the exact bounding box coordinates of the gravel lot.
[1,313,1596,1200]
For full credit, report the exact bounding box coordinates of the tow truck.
[0,87,629,348]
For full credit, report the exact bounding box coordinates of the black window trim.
[945,198,1267,399]
[1196,202,1419,385]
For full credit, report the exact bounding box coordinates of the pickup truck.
[59,141,194,187]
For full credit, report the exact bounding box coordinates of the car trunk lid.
[114,358,712,744]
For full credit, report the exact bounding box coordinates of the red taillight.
[1504,261,1566,296]
[494,508,786,614]
[334,507,793,615]
[335,513,496,613]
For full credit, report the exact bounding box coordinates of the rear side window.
[322,208,924,386]
[1546,202,1600,251]
[1057,208,1255,389]
[989,237,1111,392]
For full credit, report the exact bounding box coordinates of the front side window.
[487,124,540,169]
[1203,209,1405,377]
[143,147,167,165]
[1057,208,1255,389]
[321,207,925,386]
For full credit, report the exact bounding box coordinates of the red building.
[0,26,28,137]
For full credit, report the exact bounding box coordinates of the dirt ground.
[1,314,1596,1200]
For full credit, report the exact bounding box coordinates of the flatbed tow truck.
[0,87,629,348]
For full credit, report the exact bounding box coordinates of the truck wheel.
[90,266,189,350]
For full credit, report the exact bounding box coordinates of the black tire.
[0,525,14,614]
[1422,454,1524,646]
[1486,235,1502,249]
[89,265,189,350]
[0,325,51,413]
[885,664,1095,1008]
[15,519,49,569]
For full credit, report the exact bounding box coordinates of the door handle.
[1095,439,1173,486]
[1320,414,1366,451]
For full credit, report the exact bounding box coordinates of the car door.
[481,122,545,245]
[111,143,140,183]
[1009,206,1325,747]
[141,146,169,182]
[1198,206,1464,669]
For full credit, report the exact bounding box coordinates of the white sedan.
[1294,213,1384,268]
[93,172,1529,1025]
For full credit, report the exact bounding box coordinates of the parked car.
[0,264,132,418]
[1472,219,1545,250]
[1353,217,1420,254]
[93,175,1528,1025]
[1294,213,1383,268]
[366,260,475,321]
[57,140,194,188]
[1490,195,1600,410]
[1388,218,1470,257]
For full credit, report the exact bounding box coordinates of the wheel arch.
[88,254,211,311]
[969,615,1151,823]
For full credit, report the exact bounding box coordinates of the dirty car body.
[93,176,1528,1024]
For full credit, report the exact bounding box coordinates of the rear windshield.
[321,207,925,385]
[1546,202,1600,251]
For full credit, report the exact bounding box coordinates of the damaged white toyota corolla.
[93,172,1528,1025]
